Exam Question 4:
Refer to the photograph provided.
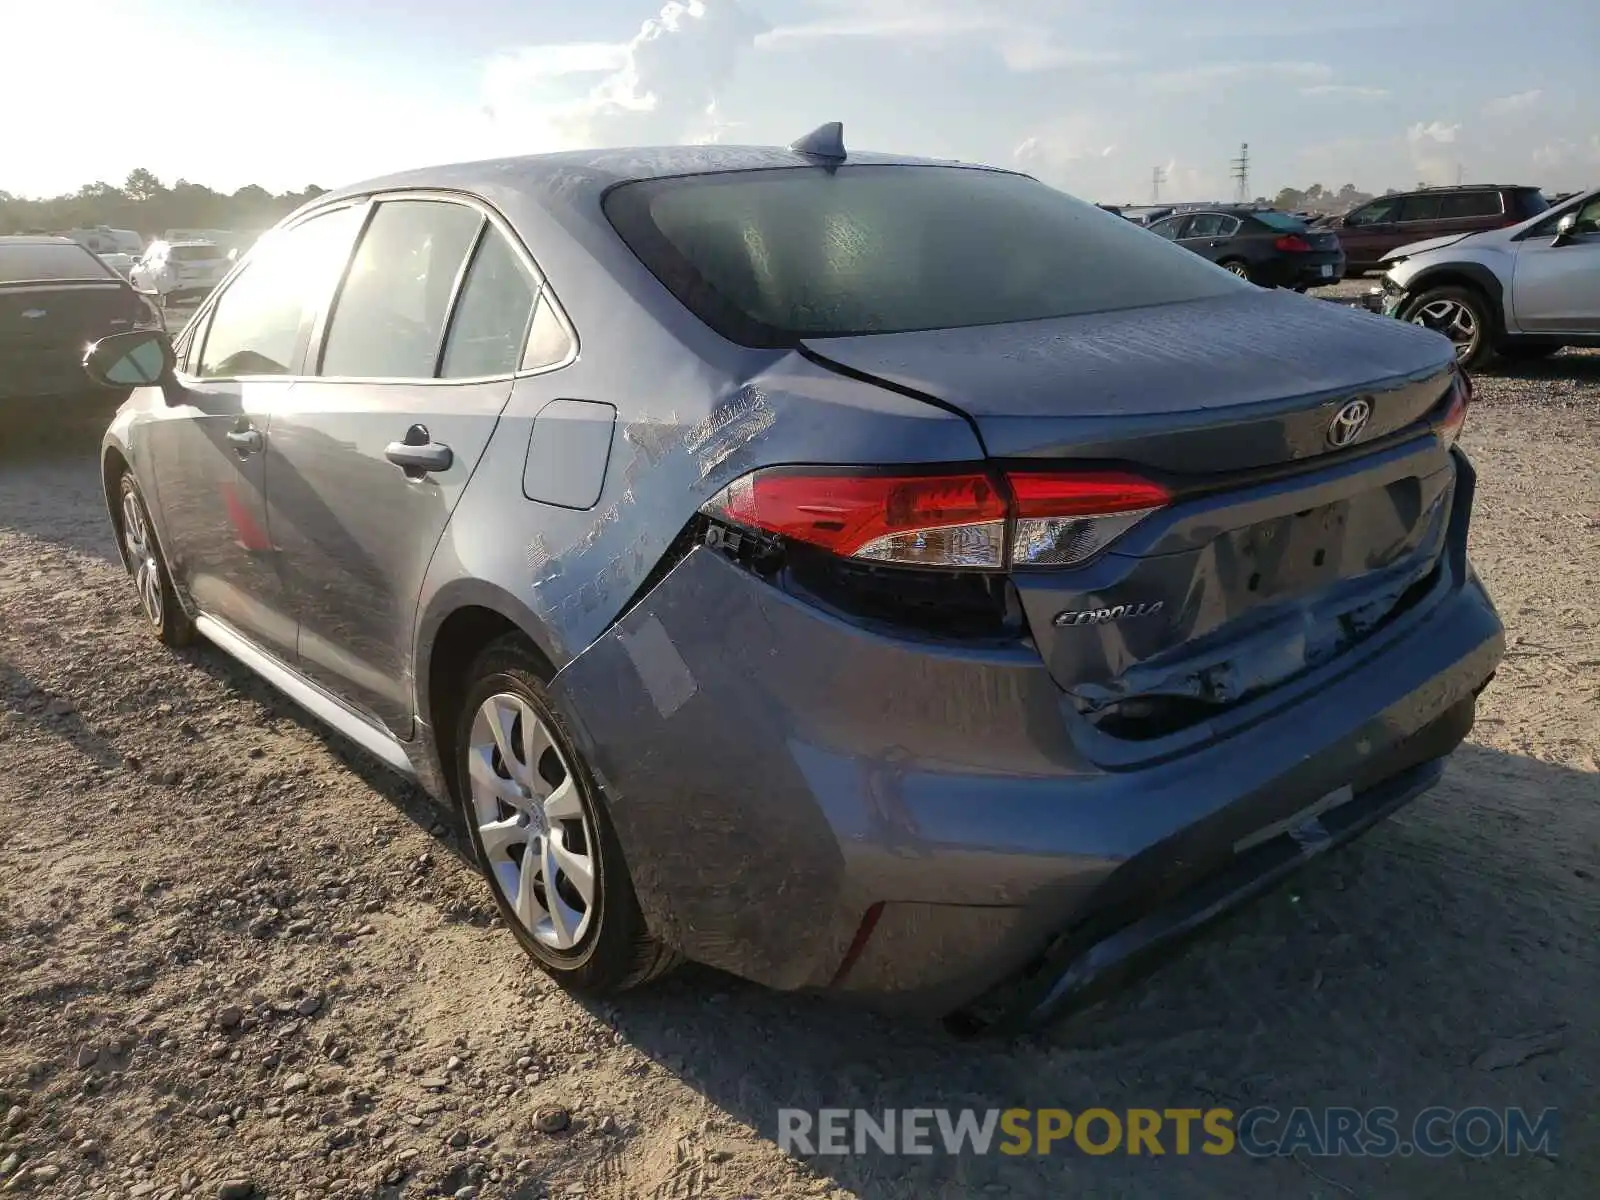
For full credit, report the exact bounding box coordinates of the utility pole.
[1456,162,1465,185]
[1151,164,1167,204]
[1230,142,1251,204]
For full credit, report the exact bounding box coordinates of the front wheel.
[1400,285,1497,370]
[453,636,678,993]
[117,472,195,648]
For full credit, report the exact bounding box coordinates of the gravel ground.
[0,343,1596,1200]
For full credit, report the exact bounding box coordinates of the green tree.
[124,168,164,202]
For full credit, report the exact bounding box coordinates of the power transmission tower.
[1230,143,1250,203]
[1151,164,1167,204]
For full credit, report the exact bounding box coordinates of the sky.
[6,0,1599,203]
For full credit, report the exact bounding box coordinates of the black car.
[1148,207,1345,289]
[1,236,163,401]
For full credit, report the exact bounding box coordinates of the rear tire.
[453,635,679,993]
[116,472,195,648]
[1399,285,1498,370]
[1220,259,1254,283]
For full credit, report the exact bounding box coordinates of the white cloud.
[482,0,768,151]
[1407,120,1461,145]
[1144,61,1334,92]
[1300,84,1391,99]
[755,0,1117,72]
[1483,89,1543,116]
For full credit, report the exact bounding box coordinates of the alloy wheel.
[1410,299,1477,360]
[466,693,597,950]
[121,488,163,628]
[1224,262,1250,278]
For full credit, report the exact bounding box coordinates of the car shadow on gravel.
[171,641,463,850]
[1485,349,1600,391]
[572,742,1595,1198]
[1,657,126,770]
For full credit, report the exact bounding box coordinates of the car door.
[142,205,365,662]
[1176,213,1230,264]
[1509,197,1600,333]
[266,194,547,737]
[1337,196,1402,268]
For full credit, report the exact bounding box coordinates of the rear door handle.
[384,425,453,476]
[226,427,263,454]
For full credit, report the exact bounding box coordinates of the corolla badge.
[20,309,46,319]
[1327,398,1372,448]
[1054,601,1164,628]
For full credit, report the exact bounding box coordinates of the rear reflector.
[701,467,1171,570]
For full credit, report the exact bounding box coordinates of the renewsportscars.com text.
[777,1106,1559,1158]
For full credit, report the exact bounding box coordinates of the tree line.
[0,169,327,240]
[1263,183,1405,215]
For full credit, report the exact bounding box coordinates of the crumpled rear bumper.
[548,462,1503,1021]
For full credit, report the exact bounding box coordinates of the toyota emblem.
[1327,398,1372,448]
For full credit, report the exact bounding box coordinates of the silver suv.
[1378,187,1600,369]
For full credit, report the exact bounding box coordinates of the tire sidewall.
[118,473,192,646]
[452,656,634,980]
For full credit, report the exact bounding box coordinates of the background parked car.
[95,249,138,278]
[1328,185,1549,275]
[1379,186,1600,368]
[130,239,231,305]
[0,236,163,402]
[1147,206,1344,288]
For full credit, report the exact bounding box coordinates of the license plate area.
[1320,264,1335,278]
[1227,500,1350,603]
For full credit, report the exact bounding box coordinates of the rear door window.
[438,225,540,378]
[1438,192,1502,219]
[1147,217,1184,240]
[0,241,113,282]
[319,199,483,379]
[1398,194,1445,223]
[604,165,1245,347]
[1183,214,1228,238]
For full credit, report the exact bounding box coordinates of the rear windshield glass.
[1250,211,1308,232]
[0,241,113,283]
[171,244,220,261]
[604,165,1247,346]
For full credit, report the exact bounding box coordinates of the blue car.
[85,125,1503,1033]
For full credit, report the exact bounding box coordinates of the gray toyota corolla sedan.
[86,125,1503,1033]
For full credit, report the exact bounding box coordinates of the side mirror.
[83,329,177,390]
[1552,212,1579,245]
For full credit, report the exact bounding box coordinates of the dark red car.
[1325,185,1549,274]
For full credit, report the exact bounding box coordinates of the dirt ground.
[0,337,1596,1200]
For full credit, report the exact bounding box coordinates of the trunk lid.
[802,289,1454,469]
[802,290,1462,748]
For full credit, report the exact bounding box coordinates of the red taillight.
[1007,471,1171,567]
[1274,234,1313,252]
[701,467,1171,570]
[1439,368,1471,445]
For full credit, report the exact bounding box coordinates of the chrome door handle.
[226,427,263,454]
